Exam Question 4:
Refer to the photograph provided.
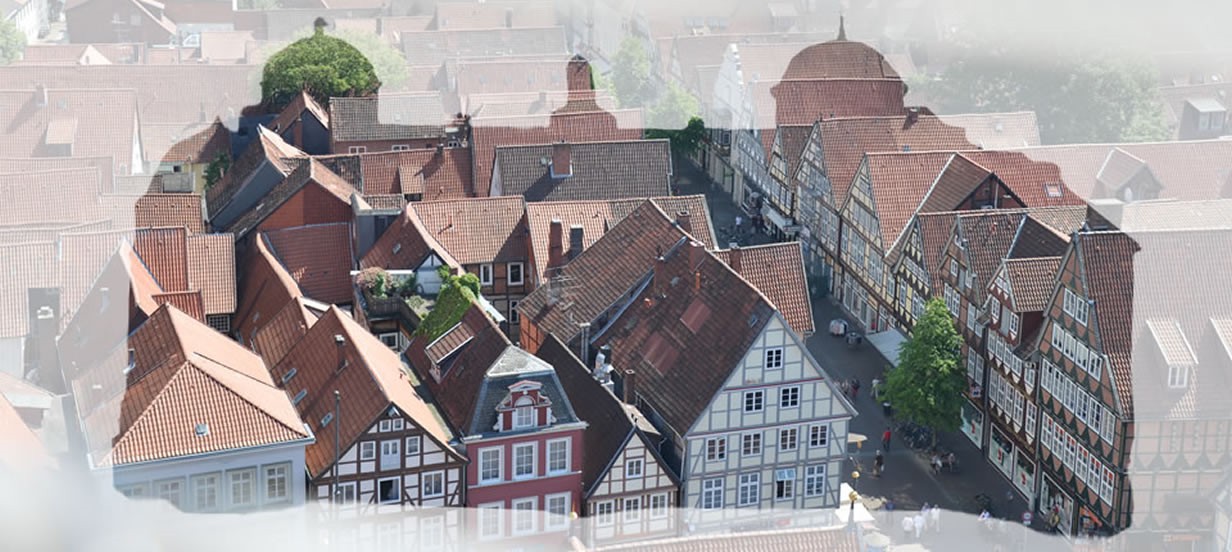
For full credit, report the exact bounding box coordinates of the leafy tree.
[910,48,1170,144]
[203,152,230,190]
[328,29,409,92]
[646,81,704,168]
[260,19,380,111]
[610,37,655,109]
[415,274,477,341]
[882,298,964,448]
[647,116,705,174]
[0,20,26,66]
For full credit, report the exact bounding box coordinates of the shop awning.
[867,328,907,368]
[761,204,791,231]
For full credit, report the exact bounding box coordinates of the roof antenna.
[837,14,847,41]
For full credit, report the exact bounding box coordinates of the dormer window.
[1168,365,1189,389]
[513,397,536,429]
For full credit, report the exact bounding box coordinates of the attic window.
[1044,183,1063,198]
[195,423,210,437]
[292,389,307,405]
[281,367,298,384]
[321,412,334,428]
[392,243,402,255]
[748,314,760,327]
[124,348,136,374]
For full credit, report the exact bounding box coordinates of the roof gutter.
[100,433,315,473]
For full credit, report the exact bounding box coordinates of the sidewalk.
[673,159,774,249]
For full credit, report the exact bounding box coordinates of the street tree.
[881,297,964,449]
[0,20,26,66]
[646,82,705,173]
[610,37,655,109]
[260,18,380,111]
[909,49,1170,144]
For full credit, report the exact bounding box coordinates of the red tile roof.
[523,195,715,284]
[1074,231,1139,417]
[360,204,460,270]
[492,139,672,201]
[0,394,55,472]
[233,232,303,344]
[960,150,1087,208]
[714,242,815,336]
[152,290,206,321]
[145,119,231,166]
[468,90,618,118]
[0,88,140,173]
[134,227,190,292]
[0,167,105,227]
[224,157,357,241]
[106,193,205,233]
[328,93,449,143]
[1013,140,1232,202]
[0,156,113,193]
[206,126,305,217]
[1003,256,1062,313]
[186,233,236,315]
[0,242,56,338]
[780,39,901,80]
[863,151,958,248]
[937,112,1041,149]
[410,196,527,265]
[268,91,331,138]
[272,306,460,478]
[749,79,906,134]
[352,147,474,198]
[816,116,974,210]
[262,223,356,305]
[250,296,318,368]
[452,55,581,103]
[470,107,644,195]
[70,304,310,468]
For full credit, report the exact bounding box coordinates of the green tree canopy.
[645,82,705,172]
[882,298,965,447]
[260,21,380,112]
[415,272,477,341]
[0,20,27,66]
[909,49,1170,144]
[610,37,655,109]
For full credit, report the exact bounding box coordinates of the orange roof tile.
[262,223,356,305]
[187,233,236,315]
[152,290,206,321]
[352,147,473,198]
[233,232,303,344]
[133,227,190,292]
[1002,256,1061,313]
[714,242,814,336]
[0,88,140,174]
[410,196,527,265]
[250,296,318,368]
[360,204,460,270]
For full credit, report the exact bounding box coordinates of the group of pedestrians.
[899,503,943,540]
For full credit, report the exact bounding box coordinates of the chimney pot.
[675,210,691,234]
[622,369,636,403]
[551,142,572,178]
[729,244,742,272]
[548,219,564,268]
[653,255,668,298]
[568,225,584,260]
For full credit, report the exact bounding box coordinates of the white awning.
[761,204,791,231]
[478,294,506,323]
[867,328,908,368]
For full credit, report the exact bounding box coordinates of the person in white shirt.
[913,512,925,538]
[930,505,941,533]
[901,514,914,539]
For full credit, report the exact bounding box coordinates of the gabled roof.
[399,26,567,65]
[468,90,619,118]
[952,211,1030,298]
[1002,256,1061,313]
[224,158,357,241]
[328,93,449,143]
[518,201,692,344]
[592,238,779,434]
[714,242,814,337]
[1074,231,1139,417]
[233,231,303,343]
[936,112,1041,149]
[262,223,355,305]
[0,88,140,174]
[961,150,1086,208]
[1012,140,1232,202]
[206,126,305,217]
[493,139,672,202]
[816,116,974,210]
[469,106,644,195]
[432,0,556,30]
[271,306,457,478]
[70,304,310,468]
[536,333,679,499]
[146,119,231,167]
[269,91,330,137]
[251,296,318,368]
[360,204,461,271]
[523,195,716,284]
[410,196,527,264]
[351,147,474,198]
[186,233,236,315]
[773,124,813,181]
[406,305,510,435]
[861,150,957,250]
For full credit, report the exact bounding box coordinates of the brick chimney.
[548,219,564,268]
[621,368,636,403]
[31,291,63,394]
[675,210,691,234]
[729,244,742,272]
[652,255,668,298]
[688,240,706,271]
[568,224,584,260]
[905,106,920,127]
[551,142,572,178]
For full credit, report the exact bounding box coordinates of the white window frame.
[805,465,827,497]
[391,144,411,151]
[595,500,615,526]
[737,472,760,506]
[780,427,799,451]
[512,442,537,480]
[650,494,669,518]
[478,264,493,286]
[546,493,571,530]
[380,419,392,432]
[422,471,445,498]
[809,424,829,448]
[360,441,376,460]
[227,468,257,509]
[334,481,357,504]
[392,418,404,431]
[156,478,184,508]
[512,497,537,535]
[625,458,644,478]
[479,502,504,538]
[701,478,724,509]
[546,438,570,474]
[380,439,401,470]
[513,396,536,429]
[405,436,420,456]
[741,432,762,456]
[623,497,642,522]
[764,347,784,369]
[191,472,220,512]
[705,437,727,461]
[743,390,765,412]
[779,385,800,408]
[377,477,401,504]
[478,447,502,483]
[1168,364,1189,388]
[507,262,525,286]
[775,468,796,501]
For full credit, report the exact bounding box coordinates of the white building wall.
[588,433,678,543]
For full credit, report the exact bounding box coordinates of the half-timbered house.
[269,306,467,518]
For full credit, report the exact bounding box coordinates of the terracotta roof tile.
[714,242,814,336]
[1075,231,1139,417]
[816,116,973,210]
[70,304,310,468]
[0,394,55,472]
[863,151,956,248]
[914,211,963,292]
[107,193,204,233]
[524,195,716,284]
[749,79,906,136]
[186,233,236,314]
[57,229,133,324]
[1013,140,1232,202]
[406,305,511,434]
[250,296,318,368]
[953,211,1029,299]
[593,239,778,433]
[206,126,305,216]
[468,90,618,118]
[328,93,449,142]
[233,233,303,344]
[470,107,644,195]
[351,147,473,198]
[145,119,231,166]
[433,0,556,30]
[224,158,357,241]
[1003,256,1061,313]
[492,139,672,201]
[274,306,459,477]
[361,194,408,211]
[0,167,105,226]
[262,223,356,305]
[0,88,140,174]
[780,39,901,80]
[452,55,581,103]
[268,91,330,139]
[133,227,190,292]
[0,242,56,337]
[410,196,527,264]
[400,26,567,65]
[152,290,206,321]
[0,156,113,193]
[360,205,460,270]
[961,150,1086,208]
[518,201,691,344]
[936,112,1041,149]
[1119,199,1232,231]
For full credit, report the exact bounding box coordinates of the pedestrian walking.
[901,513,914,539]
[884,497,896,525]
[882,427,892,451]
[930,505,941,533]
[870,377,881,400]
[930,453,942,475]
[850,378,861,399]
[873,450,884,477]
[913,512,924,539]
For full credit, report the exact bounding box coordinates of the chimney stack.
[906,106,919,126]
[568,225,584,260]
[505,7,513,28]
[31,293,63,394]
[551,142,572,178]
[688,240,706,271]
[729,244,743,272]
[621,369,636,404]
[675,210,691,234]
[548,219,564,268]
[653,255,668,298]
[35,84,47,108]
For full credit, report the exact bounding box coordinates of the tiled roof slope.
[224,158,357,241]
[0,156,113,193]
[1075,231,1139,417]
[1013,140,1232,202]
[118,193,205,233]
[0,242,56,337]
[400,26,567,65]
[353,147,473,198]
[0,88,140,173]
[186,233,237,315]
[593,239,777,433]
[817,116,974,210]
[0,167,104,227]
[147,119,231,166]
[410,196,527,264]
[961,150,1086,208]
[1004,256,1061,312]
[954,211,1030,295]
[262,223,356,305]
[780,39,901,80]
[749,79,906,134]
[206,126,305,216]
[524,195,716,284]
[271,306,458,478]
[468,90,618,118]
[233,233,303,344]
[1118,199,1232,232]
[461,343,581,437]
[250,296,318,368]
[714,243,814,337]
[70,304,310,468]
[328,93,449,142]
[269,91,330,136]
[937,111,1041,149]
[0,394,55,472]
[360,204,460,270]
[863,151,956,249]
[493,140,671,202]
[518,201,691,344]
[470,107,645,196]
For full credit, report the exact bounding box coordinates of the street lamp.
[848,471,860,527]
